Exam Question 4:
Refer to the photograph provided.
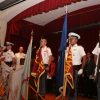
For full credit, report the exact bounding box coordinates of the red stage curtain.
[6,20,43,37]
[6,20,43,53]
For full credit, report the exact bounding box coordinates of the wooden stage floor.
[28,93,96,100]
[45,93,96,100]
[28,85,96,100]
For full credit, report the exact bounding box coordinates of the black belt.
[73,65,81,71]
[5,61,12,67]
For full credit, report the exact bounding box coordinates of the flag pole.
[26,84,29,100]
[62,59,67,100]
[62,5,68,100]
[26,30,33,100]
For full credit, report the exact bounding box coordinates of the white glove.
[78,69,83,75]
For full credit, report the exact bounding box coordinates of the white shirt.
[3,49,15,62]
[92,42,100,75]
[65,44,86,65]
[92,42,100,65]
[41,46,52,64]
[15,52,26,70]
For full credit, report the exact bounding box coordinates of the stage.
[28,85,96,100]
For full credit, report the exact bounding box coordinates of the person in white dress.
[8,46,26,100]
[15,46,26,70]
[3,42,15,67]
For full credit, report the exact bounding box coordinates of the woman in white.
[15,46,26,70]
[8,46,25,100]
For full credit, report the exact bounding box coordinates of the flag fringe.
[29,84,45,100]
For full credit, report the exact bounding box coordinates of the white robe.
[8,52,25,100]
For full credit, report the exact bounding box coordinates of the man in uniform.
[32,38,52,98]
[3,42,15,67]
[39,38,52,97]
[2,42,15,99]
[92,42,100,100]
[65,32,86,100]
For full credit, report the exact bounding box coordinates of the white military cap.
[6,42,14,46]
[68,32,80,39]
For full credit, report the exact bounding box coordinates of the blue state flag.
[56,15,67,98]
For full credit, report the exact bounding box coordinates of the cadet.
[65,32,86,100]
[3,42,15,67]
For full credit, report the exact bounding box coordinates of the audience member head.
[86,52,92,59]
[19,46,24,53]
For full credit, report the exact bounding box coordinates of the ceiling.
[25,0,100,26]
[0,0,45,21]
[0,0,25,10]
[0,0,100,26]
